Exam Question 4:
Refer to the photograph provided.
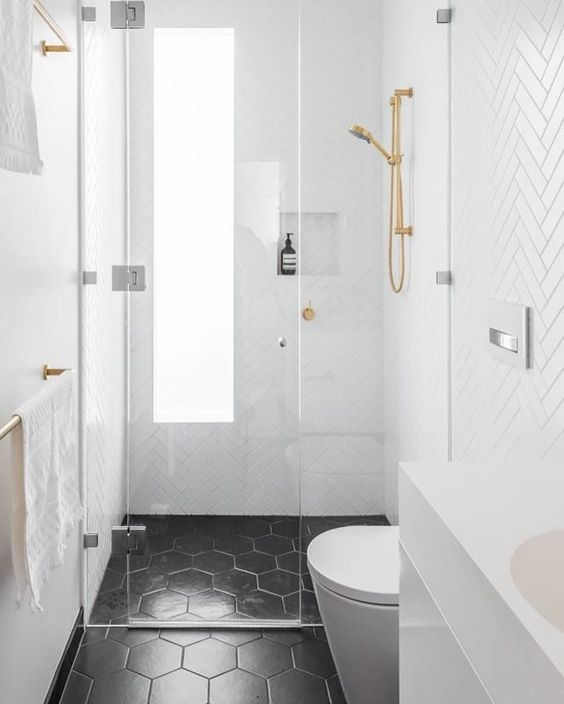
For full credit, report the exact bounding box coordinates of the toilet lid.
[307,526,399,606]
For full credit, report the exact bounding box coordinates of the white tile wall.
[451,0,564,465]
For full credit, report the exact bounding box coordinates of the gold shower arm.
[367,136,394,164]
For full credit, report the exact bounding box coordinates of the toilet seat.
[307,526,399,606]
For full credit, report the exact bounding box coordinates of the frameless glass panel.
[153,28,234,424]
[126,0,300,626]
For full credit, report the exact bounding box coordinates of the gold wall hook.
[43,364,69,380]
[303,302,315,321]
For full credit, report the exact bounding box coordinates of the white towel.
[11,370,81,611]
[0,0,43,174]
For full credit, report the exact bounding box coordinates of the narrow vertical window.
[153,28,234,422]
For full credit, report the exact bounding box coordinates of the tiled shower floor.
[63,626,345,704]
[91,514,388,626]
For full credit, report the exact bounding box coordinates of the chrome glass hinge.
[110,1,145,29]
[81,7,96,22]
[436,271,452,285]
[112,265,146,291]
[111,526,147,555]
[83,532,99,548]
[436,9,452,23]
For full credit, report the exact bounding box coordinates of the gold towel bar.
[33,0,72,55]
[0,415,22,442]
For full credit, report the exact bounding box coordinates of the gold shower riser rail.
[33,0,72,55]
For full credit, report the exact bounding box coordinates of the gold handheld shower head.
[348,123,393,163]
[349,88,413,294]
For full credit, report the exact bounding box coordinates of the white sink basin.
[511,530,564,632]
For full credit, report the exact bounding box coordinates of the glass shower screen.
[124,0,301,626]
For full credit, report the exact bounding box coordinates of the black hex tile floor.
[90,514,388,625]
[62,627,344,704]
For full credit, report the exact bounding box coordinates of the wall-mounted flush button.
[489,299,530,369]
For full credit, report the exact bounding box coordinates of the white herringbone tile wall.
[82,1,128,615]
[127,0,384,516]
[451,0,564,463]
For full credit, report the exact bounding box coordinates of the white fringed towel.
[12,370,81,611]
[0,0,43,174]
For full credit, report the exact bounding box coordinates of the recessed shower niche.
[279,212,341,276]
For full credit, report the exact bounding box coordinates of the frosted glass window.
[153,28,234,423]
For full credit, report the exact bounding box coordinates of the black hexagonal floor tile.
[212,630,261,646]
[183,637,237,677]
[194,516,235,537]
[127,638,182,678]
[237,590,286,619]
[235,551,276,574]
[234,518,271,538]
[284,591,321,623]
[88,668,150,704]
[209,668,268,704]
[239,637,293,677]
[271,519,300,539]
[214,534,254,555]
[276,551,300,574]
[145,534,174,555]
[189,590,235,619]
[90,588,141,624]
[150,551,194,574]
[269,668,329,704]
[192,550,234,574]
[140,589,188,619]
[259,569,300,596]
[213,569,257,595]
[108,554,151,574]
[74,638,129,678]
[255,535,294,555]
[99,568,125,593]
[164,516,197,537]
[150,669,208,704]
[126,569,168,595]
[160,629,210,646]
[61,671,92,704]
[292,637,336,678]
[175,534,213,555]
[263,629,311,646]
[327,673,346,704]
[108,628,159,648]
[169,568,213,595]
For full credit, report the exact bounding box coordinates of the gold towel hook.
[42,365,69,380]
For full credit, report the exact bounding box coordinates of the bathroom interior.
[1,0,564,702]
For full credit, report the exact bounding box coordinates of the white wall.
[0,0,81,700]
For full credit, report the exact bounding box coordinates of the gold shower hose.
[388,89,413,294]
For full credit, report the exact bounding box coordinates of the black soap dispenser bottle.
[280,233,296,275]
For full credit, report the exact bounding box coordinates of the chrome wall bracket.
[112,265,146,291]
[110,1,145,29]
[83,270,97,285]
[83,532,99,548]
[436,9,452,23]
[111,526,146,555]
[81,6,96,22]
[436,271,452,285]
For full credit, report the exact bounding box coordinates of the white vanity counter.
[399,461,564,704]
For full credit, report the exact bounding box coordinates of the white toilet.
[307,526,399,704]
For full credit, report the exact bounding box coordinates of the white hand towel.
[12,370,81,611]
[0,0,43,174]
